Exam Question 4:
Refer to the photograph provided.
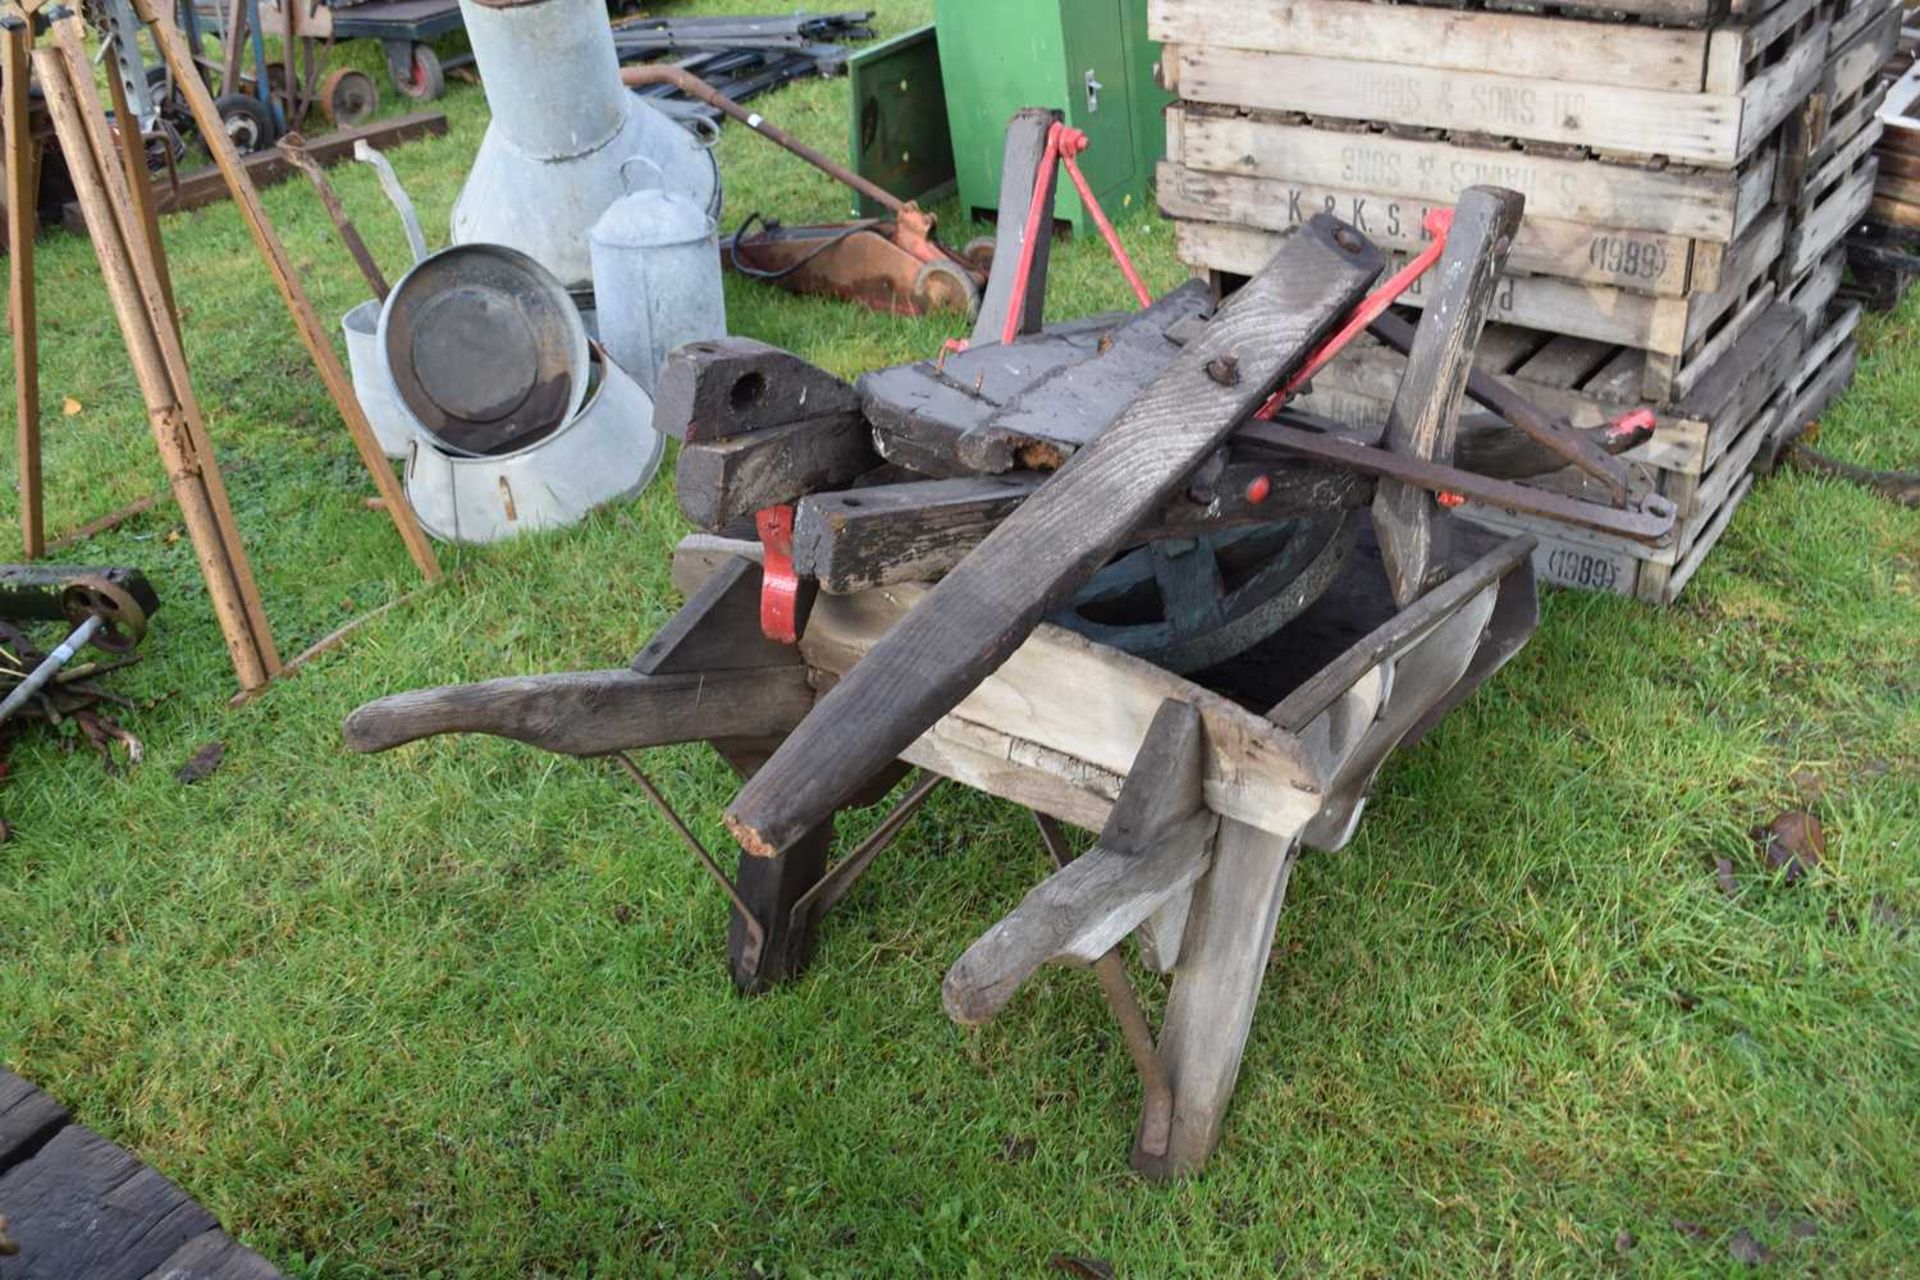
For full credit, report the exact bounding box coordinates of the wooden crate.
[1151,0,1825,167]
[1164,105,1779,243]
[1175,202,1787,393]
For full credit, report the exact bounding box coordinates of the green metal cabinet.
[932,0,1171,231]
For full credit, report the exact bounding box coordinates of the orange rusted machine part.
[620,64,988,318]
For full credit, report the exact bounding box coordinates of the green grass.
[3,3,1918,1274]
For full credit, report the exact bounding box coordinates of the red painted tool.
[756,504,802,643]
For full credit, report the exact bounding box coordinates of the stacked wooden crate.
[1154,0,1895,602]
[1843,7,1920,307]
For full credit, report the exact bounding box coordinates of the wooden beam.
[725,215,1382,858]
[674,411,878,529]
[942,699,1217,1025]
[58,112,448,233]
[1372,186,1525,606]
[342,666,817,756]
[4,17,38,558]
[651,337,859,442]
[36,39,278,689]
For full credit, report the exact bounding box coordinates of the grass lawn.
[3,2,1918,1274]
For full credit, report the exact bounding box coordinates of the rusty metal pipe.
[620,64,910,219]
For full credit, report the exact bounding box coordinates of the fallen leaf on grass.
[176,740,226,784]
[1787,1218,1819,1240]
[1673,1220,1712,1240]
[1615,1230,1636,1255]
[363,497,387,512]
[1049,1256,1115,1280]
[1752,811,1824,884]
[1728,1228,1775,1265]
[998,1134,1037,1163]
[61,397,82,417]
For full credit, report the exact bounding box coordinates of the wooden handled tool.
[723,215,1385,859]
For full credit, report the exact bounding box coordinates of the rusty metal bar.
[1239,419,1678,546]
[1032,811,1174,1159]
[614,752,767,956]
[789,770,944,928]
[281,132,389,300]
[619,63,908,218]
[1368,310,1636,500]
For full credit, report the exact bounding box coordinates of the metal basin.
[379,243,591,458]
[403,343,664,544]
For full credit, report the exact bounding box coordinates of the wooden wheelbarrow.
[345,185,1671,1178]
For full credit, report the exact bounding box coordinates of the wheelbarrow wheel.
[962,236,995,274]
[911,257,981,320]
[213,93,274,155]
[390,43,445,102]
[321,68,379,126]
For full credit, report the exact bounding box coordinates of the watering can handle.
[619,155,668,193]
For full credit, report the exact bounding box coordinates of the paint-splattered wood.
[0,1071,283,1278]
[724,215,1383,858]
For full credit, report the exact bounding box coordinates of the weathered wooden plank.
[341,667,817,756]
[724,216,1383,857]
[971,108,1057,345]
[1148,0,1713,91]
[1169,106,1761,239]
[792,474,1042,593]
[942,700,1216,1025]
[0,1071,68,1175]
[140,1229,284,1279]
[650,338,859,443]
[797,584,1328,840]
[1165,39,1818,166]
[1133,820,1301,1180]
[0,1125,217,1280]
[630,554,797,674]
[1373,186,1526,606]
[1156,161,1700,295]
[957,280,1214,470]
[674,411,879,530]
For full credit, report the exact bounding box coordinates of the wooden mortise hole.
[730,372,769,412]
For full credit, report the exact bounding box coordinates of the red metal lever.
[756,504,802,643]
[1256,207,1455,420]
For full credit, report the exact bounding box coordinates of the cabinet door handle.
[1084,68,1102,113]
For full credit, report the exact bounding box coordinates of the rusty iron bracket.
[1031,811,1175,1158]
[1240,420,1679,547]
[614,752,769,965]
[786,770,945,934]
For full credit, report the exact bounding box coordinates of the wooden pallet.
[1152,0,1824,166]
[0,1070,283,1279]
[1164,105,1779,243]
[1175,204,1786,381]
[1760,300,1864,463]
[1272,0,1790,35]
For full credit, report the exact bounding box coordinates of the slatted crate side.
[1460,465,1759,603]
[1172,204,1786,361]
[1166,105,1778,241]
[1147,0,1724,89]
[1784,244,1848,322]
[1155,162,1705,296]
[1158,10,1823,168]
[1780,149,1880,280]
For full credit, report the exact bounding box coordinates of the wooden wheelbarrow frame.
[344,515,1537,1178]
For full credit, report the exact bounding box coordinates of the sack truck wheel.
[212,92,274,154]
[389,43,445,102]
[320,67,379,127]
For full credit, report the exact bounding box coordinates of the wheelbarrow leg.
[1132,818,1301,1180]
